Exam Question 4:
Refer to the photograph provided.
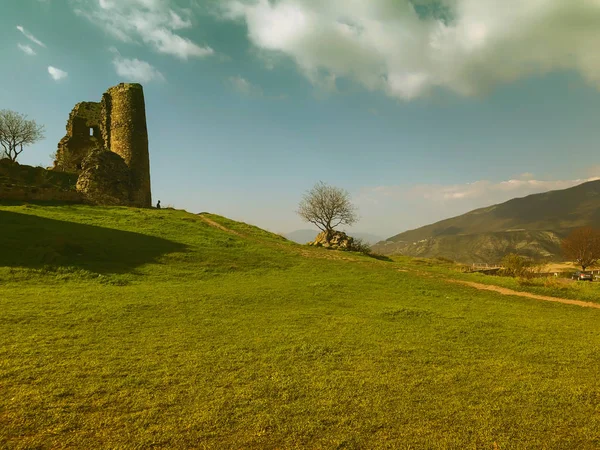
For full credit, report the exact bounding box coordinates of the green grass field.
[1,203,599,449]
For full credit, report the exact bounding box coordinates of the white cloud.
[227,75,262,95]
[17,43,36,56]
[169,9,192,29]
[48,66,68,81]
[74,0,213,60]
[112,52,165,82]
[16,25,46,48]
[404,177,600,202]
[222,0,600,100]
[519,172,535,181]
[226,75,289,99]
[362,176,600,204]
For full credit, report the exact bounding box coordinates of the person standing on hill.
[156,200,161,209]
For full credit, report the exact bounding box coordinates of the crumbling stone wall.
[0,158,82,203]
[55,102,104,173]
[0,185,83,203]
[76,150,132,206]
[53,83,152,208]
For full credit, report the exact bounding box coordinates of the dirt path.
[197,214,243,237]
[449,279,600,310]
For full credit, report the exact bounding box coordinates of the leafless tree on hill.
[297,181,358,240]
[0,110,45,162]
[561,227,600,271]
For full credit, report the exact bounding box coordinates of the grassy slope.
[1,204,599,449]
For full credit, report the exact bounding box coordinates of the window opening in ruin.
[89,128,94,137]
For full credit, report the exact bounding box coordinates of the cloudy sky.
[2,0,600,237]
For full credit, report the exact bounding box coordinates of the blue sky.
[2,0,600,237]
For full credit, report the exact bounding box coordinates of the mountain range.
[371,179,600,263]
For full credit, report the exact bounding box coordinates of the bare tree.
[297,181,358,239]
[0,110,45,162]
[561,227,600,271]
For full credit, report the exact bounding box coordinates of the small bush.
[544,277,566,289]
[501,253,538,278]
[349,238,372,255]
[435,256,455,264]
[516,277,536,286]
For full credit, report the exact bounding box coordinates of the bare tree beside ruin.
[0,110,45,162]
[562,227,600,271]
[297,181,358,240]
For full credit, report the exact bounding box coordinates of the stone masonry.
[54,83,152,208]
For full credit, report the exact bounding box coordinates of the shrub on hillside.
[501,253,533,278]
[501,253,548,279]
[335,237,392,260]
[543,277,568,290]
[349,238,372,254]
[435,256,455,264]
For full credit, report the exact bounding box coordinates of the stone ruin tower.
[54,83,151,207]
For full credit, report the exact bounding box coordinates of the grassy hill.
[372,179,600,263]
[1,202,599,448]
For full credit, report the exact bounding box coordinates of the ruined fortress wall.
[65,102,103,140]
[0,160,82,203]
[53,83,152,208]
[55,102,104,173]
[0,185,83,203]
[103,83,151,208]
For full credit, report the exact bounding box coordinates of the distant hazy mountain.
[286,229,385,245]
[371,179,600,263]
